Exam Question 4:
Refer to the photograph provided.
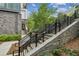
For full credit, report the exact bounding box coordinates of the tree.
[27,4,57,32]
[74,5,79,18]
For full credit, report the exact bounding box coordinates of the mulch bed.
[64,37,79,50]
[7,43,19,55]
[0,42,3,44]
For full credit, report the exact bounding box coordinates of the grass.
[0,34,21,42]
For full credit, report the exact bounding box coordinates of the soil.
[7,43,19,55]
[64,37,79,50]
[0,42,3,44]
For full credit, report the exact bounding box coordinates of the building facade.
[0,3,21,34]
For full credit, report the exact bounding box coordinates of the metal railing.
[12,10,79,56]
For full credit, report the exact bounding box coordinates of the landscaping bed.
[38,37,79,56]
[7,42,19,55]
[64,37,79,50]
[38,47,79,56]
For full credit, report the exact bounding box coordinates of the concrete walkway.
[0,41,18,56]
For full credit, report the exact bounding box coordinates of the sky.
[26,3,79,17]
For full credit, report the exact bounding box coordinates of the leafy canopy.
[27,4,57,32]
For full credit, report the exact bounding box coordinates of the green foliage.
[51,48,78,56]
[66,7,75,17]
[27,4,57,32]
[27,19,35,32]
[71,49,79,56]
[69,52,77,56]
[51,48,62,56]
[38,47,79,56]
[57,13,66,21]
[61,48,71,54]
[75,5,79,17]
[27,4,79,32]
[0,34,21,42]
[38,50,52,56]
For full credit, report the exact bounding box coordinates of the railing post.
[68,17,70,25]
[48,24,51,33]
[63,15,66,28]
[71,15,74,23]
[18,39,20,56]
[58,20,61,31]
[70,17,72,24]
[45,24,47,33]
[74,10,77,19]
[13,51,14,56]
[35,33,38,47]
[23,47,25,56]
[29,32,32,48]
[67,16,69,26]
[42,32,45,42]
[55,19,57,34]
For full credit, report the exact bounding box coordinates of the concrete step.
[44,36,50,39]
[38,40,43,44]
[45,33,54,37]
[31,43,36,49]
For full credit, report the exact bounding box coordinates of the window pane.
[0,3,20,12]
[0,3,5,8]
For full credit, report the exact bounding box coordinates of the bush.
[69,52,77,56]
[62,48,71,54]
[38,50,52,56]
[72,49,79,56]
[0,34,21,42]
[51,48,62,56]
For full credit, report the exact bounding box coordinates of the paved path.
[0,41,18,56]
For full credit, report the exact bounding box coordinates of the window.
[0,3,20,12]
[0,3,5,8]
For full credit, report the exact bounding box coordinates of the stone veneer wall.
[0,10,21,34]
[26,19,79,56]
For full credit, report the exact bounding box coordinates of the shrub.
[72,49,79,56]
[69,52,77,56]
[51,48,62,56]
[38,50,52,56]
[0,34,21,42]
[62,48,71,54]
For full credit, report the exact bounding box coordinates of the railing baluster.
[58,20,61,31]
[12,51,14,56]
[35,33,38,47]
[26,45,28,52]
[42,32,45,42]
[55,19,57,34]
[29,32,32,48]
[18,40,20,56]
[67,16,69,26]
[23,48,24,56]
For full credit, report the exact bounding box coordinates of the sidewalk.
[0,41,18,56]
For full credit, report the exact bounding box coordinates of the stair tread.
[45,34,54,37]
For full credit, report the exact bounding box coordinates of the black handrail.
[12,10,78,56]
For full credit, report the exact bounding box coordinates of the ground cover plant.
[38,47,79,56]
